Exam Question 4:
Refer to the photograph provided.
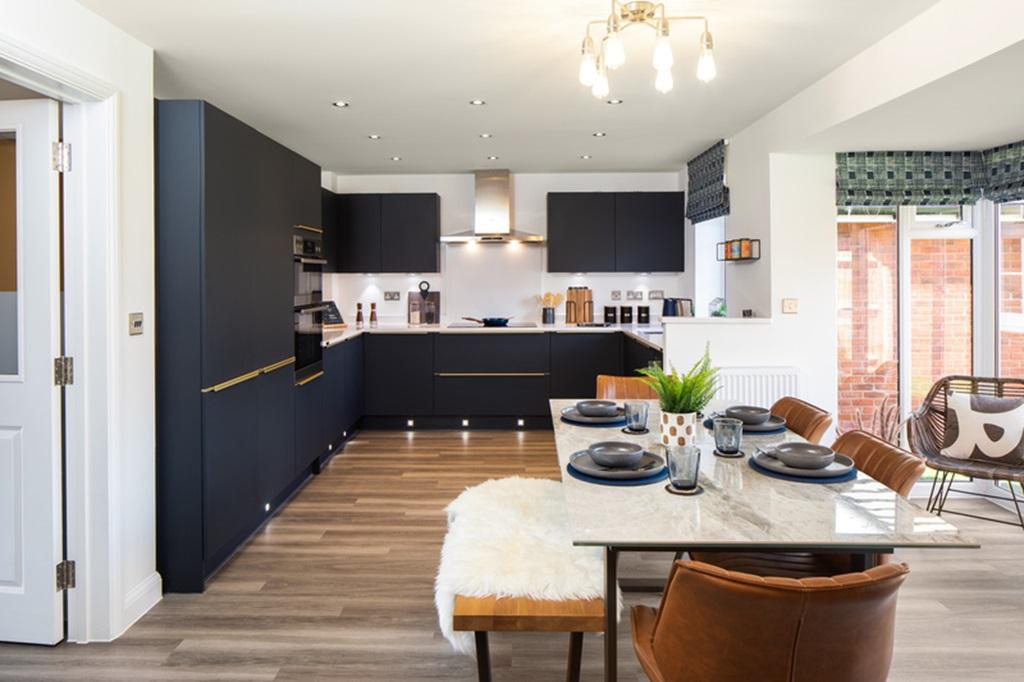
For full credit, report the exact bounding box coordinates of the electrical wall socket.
[626,290,642,301]
[648,290,664,300]
[610,290,622,301]
[782,298,799,314]
[384,291,401,301]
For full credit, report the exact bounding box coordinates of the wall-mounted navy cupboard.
[156,99,320,593]
[329,192,440,273]
[547,191,685,273]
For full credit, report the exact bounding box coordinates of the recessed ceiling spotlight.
[469,99,486,106]
[390,156,402,161]
[580,154,592,160]
[332,100,351,108]
[479,132,493,138]
[606,98,624,105]
[368,134,381,140]
[487,155,499,160]
[593,131,607,137]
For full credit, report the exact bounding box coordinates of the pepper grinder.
[355,302,364,329]
[369,302,378,328]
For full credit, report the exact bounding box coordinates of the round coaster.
[665,483,704,496]
[621,427,650,436]
[714,449,745,459]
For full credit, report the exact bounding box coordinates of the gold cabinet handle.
[294,224,324,234]
[201,369,262,394]
[434,372,549,377]
[295,370,324,387]
[262,356,295,374]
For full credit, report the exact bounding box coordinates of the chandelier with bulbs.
[578,0,716,98]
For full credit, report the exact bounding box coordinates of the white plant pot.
[661,411,699,447]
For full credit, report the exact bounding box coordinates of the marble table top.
[550,399,978,551]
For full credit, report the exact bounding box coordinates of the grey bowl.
[577,400,620,417]
[725,405,772,425]
[771,442,836,470]
[588,441,644,468]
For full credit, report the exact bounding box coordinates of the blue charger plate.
[747,457,857,484]
[561,416,626,428]
[566,462,668,486]
[702,418,787,435]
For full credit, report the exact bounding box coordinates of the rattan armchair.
[906,375,1024,530]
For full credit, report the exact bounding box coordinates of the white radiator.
[716,366,799,407]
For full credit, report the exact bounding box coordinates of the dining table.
[549,398,979,682]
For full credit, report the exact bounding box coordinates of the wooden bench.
[453,595,605,682]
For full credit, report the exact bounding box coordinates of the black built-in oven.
[294,225,326,380]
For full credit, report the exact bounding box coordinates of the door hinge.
[51,141,71,173]
[56,560,76,590]
[54,356,74,386]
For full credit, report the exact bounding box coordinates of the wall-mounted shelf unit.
[717,238,761,262]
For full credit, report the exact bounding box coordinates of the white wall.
[0,0,158,641]
[324,172,693,324]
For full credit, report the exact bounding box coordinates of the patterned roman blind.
[686,140,729,223]
[983,141,1024,203]
[836,151,985,207]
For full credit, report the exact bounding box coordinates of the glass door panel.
[999,203,1024,376]
[908,238,973,405]
[0,132,16,376]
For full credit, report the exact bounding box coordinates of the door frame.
[0,37,142,642]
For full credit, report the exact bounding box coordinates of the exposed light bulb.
[604,32,625,70]
[697,31,717,82]
[591,67,610,99]
[655,68,674,94]
[652,25,673,70]
[579,53,597,87]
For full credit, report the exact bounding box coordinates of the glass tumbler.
[667,445,701,491]
[713,417,743,455]
[624,401,649,433]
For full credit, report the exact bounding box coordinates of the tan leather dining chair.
[691,430,926,577]
[770,396,832,444]
[632,560,910,682]
[595,375,658,400]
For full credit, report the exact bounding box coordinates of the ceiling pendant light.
[655,68,673,94]
[579,36,598,86]
[576,2,717,96]
[696,29,717,82]
[652,20,673,70]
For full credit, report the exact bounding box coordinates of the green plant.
[637,346,719,414]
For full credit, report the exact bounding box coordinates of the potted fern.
[638,346,719,447]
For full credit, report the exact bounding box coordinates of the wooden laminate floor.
[1,430,1022,681]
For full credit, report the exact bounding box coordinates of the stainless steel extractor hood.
[440,170,545,244]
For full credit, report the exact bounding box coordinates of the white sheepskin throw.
[435,476,620,655]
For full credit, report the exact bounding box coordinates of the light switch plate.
[782,298,799,314]
[384,291,401,301]
[648,290,664,301]
[610,290,622,301]
[128,312,144,336]
[626,290,642,301]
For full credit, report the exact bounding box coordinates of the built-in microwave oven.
[293,225,326,263]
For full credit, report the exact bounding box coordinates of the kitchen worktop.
[322,322,664,351]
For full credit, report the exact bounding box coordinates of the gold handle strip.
[435,372,549,378]
[294,224,324,234]
[261,356,296,374]
[201,369,262,394]
[295,370,324,387]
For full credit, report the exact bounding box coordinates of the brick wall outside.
[1000,226,1024,377]
[837,222,898,433]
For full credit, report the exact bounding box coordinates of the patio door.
[0,99,65,645]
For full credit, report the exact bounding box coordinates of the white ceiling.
[79,0,938,174]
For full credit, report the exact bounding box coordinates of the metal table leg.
[604,546,618,682]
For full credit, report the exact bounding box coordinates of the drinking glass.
[624,401,649,433]
[667,445,701,491]
[713,417,743,455]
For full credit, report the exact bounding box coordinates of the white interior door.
[0,98,64,645]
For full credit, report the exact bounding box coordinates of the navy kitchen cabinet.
[549,332,624,398]
[156,99,319,592]
[364,333,434,415]
[614,192,685,272]
[294,372,327,474]
[381,193,440,273]
[335,193,440,273]
[323,335,364,448]
[547,192,616,273]
[321,188,340,272]
[623,334,663,375]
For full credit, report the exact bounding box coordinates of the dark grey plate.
[773,442,836,469]
[569,450,665,480]
[576,400,620,417]
[741,415,787,432]
[753,450,854,478]
[589,441,644,467]
[561,406,626,424]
